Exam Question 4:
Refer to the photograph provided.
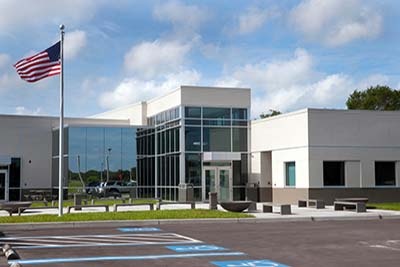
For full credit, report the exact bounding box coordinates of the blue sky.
[0,0,400,118]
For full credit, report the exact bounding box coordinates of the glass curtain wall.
[137,106,181,200]
[52,127,137,196]
[184,106,249,200]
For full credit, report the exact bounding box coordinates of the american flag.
[14,42,61,83]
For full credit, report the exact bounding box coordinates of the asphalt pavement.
[1,219,400,267]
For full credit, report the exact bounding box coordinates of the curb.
[1,214,400,231]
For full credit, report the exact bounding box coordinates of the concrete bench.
[18,206,58,216]
[335,198,368,204]
[0,202,32,216]
[113,203,154,212]
[298,199,325,209]
[334,201,366,213]
[263,203,291,215]
[67,204,109,214]
[156,202,195,210]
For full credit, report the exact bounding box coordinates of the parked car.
[96,180,137,198]
[85,181,100,194]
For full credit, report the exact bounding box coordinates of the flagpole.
[58,24,65,216]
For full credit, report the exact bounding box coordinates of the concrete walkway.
[2,202,400,221]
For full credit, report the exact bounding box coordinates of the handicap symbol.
[178,245,223,251]
[211,260,289,267]
[167,245,226,252]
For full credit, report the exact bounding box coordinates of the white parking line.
[9,252,247,265]
[0,233,202,249]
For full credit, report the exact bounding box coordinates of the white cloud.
[215,48,392,117]
[153,0,208,35]
[237,7,276,35]
[15,106,44,115]
[290,0,382,46]
[0,73,22,94]
[0,53,10,69]
[64,30,87,60]
[124,40,192,79]
[99,70,201,109]
[0,0,101,34]
[355,74,390,90]
[230,48,316,91]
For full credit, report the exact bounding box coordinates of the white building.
[251,108,400,204]
[0,86,399,204]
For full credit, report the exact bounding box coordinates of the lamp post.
[106,148,111,183]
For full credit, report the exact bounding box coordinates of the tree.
[346,85,400,111]
[259,109,282,119]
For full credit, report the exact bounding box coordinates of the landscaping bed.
[367,203,400,211]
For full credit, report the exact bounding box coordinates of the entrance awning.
[203,152,241,161]
[0,156,11,165]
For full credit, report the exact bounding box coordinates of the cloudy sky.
[0,0,399,118]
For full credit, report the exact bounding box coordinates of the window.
[185,107,201,118]
[185,119,201,125]
[323,161,345,186]
[185,153,201,186]
[203,127,231,152]
[203,107,230,119]
[375,162,396,186]
[185,127,201,151]
[232,128,247,152]
[285,162,296,186]
[232,108,247,120]
[203,120,231,126]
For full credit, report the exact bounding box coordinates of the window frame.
[284,161,296,187]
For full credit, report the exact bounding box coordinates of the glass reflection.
[67,127,137,190]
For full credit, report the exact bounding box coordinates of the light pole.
[106,148,112,183]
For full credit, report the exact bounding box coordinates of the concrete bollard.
[74,194,83,211]
[209,192,218,210]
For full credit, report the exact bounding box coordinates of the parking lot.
[2,219,400,266]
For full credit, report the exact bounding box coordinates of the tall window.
[323,161,345,186]
[375,162,396,186]
[185,127,201,151]
[285,162,296,186]
[203,127,231,152]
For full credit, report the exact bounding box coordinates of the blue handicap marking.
[117,227,161,232]
[166,245,227,252]
[211,259,290,267]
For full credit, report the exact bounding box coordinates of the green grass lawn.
[31,198,158,208]
[367,203,400,211]
[0,209,253,224]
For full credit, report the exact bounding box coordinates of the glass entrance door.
[202,166,232,202]
[0,170,8,201]
[204,168,216,201]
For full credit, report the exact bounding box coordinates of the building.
[1,86,400,204]
[0,114,136,201]
[251,108,400,204]
[94,86,251,202]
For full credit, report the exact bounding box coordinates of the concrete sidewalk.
[2,202,400,218]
